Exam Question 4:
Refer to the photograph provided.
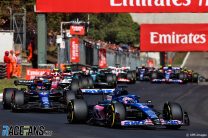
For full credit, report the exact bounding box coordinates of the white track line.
[0,93,2,102]
[181,52,190,68]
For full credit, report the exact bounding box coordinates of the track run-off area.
[1,82,208,138]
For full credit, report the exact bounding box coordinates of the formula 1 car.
[67,87,189,129]
[38,67,93,91]
[151,66,187,83]
[136,66,155,81]
[180,68,199,83]
[109,66,136,83]
[89,67,117,88]
[2,79,76,112]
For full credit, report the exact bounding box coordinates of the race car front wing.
[120,119,187,126]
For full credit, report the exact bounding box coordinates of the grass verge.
[172,52,187,67]
[0,79,24,94]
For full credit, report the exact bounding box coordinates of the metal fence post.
[37,14,47,66]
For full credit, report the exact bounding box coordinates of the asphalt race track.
[1,82,208,138]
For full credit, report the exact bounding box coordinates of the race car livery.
[67,86,189,129]
[2,79,75,112]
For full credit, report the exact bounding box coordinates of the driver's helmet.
[183,67,188,71]
[114,87,129,97]
[82,67,86,72]
[35,80,45,90]
[53,72,60,77]
[52,68,60,73]
[141,64,145,69]
[65,66,72,73]
[122,97,134,104]
[168,64,172,69]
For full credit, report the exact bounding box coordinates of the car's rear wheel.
[87,76,94,88]
[127,72,133,80]
[11,90,24,112]
[3,88,16,109]
[163,102,183,129]
[106,74,113,83]
[82,77,89,88]
[66,91,76,104]
[67,99,88,123]
[151,72,158,80]
[131,71,137,80]
[105,103,125,128]
[112,74,117,82]
[192,73,199,82]
[71,79,79,91]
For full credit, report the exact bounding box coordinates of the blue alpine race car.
[151,66,186,83]
[67,86,190,129]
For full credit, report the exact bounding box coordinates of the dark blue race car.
[67,87,190,129]
[3,80,74,112]
[151,66,186,83]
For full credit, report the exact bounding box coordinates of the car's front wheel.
[163,102,183,129]
[105,103,125,128]
[67,99,88,123]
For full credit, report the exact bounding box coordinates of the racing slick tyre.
[127,72,133,80]
[163,102,183,129]
[106,102,125,128]
[131,71,136,84]
[131,71,137,81]
[106,74,113,85]
[112,74,117,82]
[82,77,89,89]
[67,99,88,123]
[11,90,24,112]
[71,79,79,91]
[66,91,76,104]
[87,77,94,88]
[179,73,185,80]
[151,72,158,80]
[3,88,16,109]
[192,73,199,82]
[78,79,84,89]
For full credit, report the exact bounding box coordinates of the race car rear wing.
[80,89,115,94]
[14,79,51,86]
[14,80,34,86]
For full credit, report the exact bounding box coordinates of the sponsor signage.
[140,24,208,52]
[36,0,208,13]
[70,25,85,36]
[147,59,154,67]
[26,68,51,80]
[99,49,107,68]
[70,37,80,63]
[81,89,115,94]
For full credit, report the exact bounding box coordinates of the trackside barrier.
[0,63,7,79]
[62,39,157,69]
[80,41,142,69]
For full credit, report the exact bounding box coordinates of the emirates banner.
[70,38,80,63]
[99,49,107,68]
[36,0,208,13]
[26,68,51,80]
[70,26,85,36]
[140,24,208,52]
